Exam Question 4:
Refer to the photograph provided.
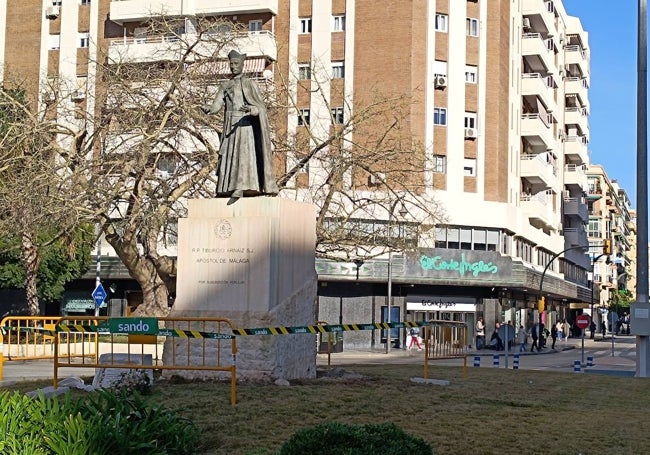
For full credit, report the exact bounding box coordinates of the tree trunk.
[133,271,171,316]
[21,231,41,315]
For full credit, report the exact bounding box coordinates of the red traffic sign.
[576,314,591,329]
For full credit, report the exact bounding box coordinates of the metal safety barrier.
[422,320,469,379]
[52,316,238,406]
[0,316,98,381]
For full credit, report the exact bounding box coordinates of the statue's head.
[228,50,246,75]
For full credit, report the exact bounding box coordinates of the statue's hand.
[201,104,213,114]
[240,105,259,116]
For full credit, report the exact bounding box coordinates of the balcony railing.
[108,30,277,64]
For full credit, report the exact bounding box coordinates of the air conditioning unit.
[464,128,477,139]
[71,90,86,100]
[369,172,385,186]
[522,18,531,30]
[46,6,60,18]
[434,75,447,88]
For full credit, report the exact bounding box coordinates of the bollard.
[513,354,520,370]
[493,354,499,368]
[574,360,581,373]
[473,356,481,368]
[587,356,594,368]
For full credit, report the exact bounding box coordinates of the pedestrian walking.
[476,317,485,350]
[551,323,558,350]
[516,325,527,352]
[530,323,541,352]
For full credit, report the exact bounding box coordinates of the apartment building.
[0,0,614,348]
[587,165,636,330]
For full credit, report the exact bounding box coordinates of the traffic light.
[603,239,611,255]
[537,296,545,313]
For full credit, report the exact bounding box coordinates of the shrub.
[0,389,200,455]
[279,421,433,455]
[72,389,200,455]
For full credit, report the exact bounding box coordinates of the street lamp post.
[635,0,649,378]
[386,200,407,354]
[537,245,587,348]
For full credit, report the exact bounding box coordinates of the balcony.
[521,73,556,113]
[522,33,556,73]
[563,226,589,249]
[521,191,556,229]
[563,164,587,191]
[520,153,557,187]
[521,113,555,150]
[565,77,589,106]
[108,30,277,64]
[110,0,279,23]
[522,0,556,36]
[563,197,588,222]
[564,44,589,78]
[563,135,589,165]
[564,106,589,135]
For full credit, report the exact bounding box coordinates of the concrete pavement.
[0,334,639,387]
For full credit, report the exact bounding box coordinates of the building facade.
[0,0,635,348]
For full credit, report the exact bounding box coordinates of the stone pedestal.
[165,198,317,380]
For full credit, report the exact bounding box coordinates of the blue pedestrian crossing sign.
[92,283,107,307]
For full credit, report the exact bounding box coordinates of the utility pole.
[633,0,650,378]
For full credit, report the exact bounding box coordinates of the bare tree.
[1,17,445,316]
[0,85,91,314]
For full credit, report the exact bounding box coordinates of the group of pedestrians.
[476,317,575,353]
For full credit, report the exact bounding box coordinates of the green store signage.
[406,249,512,281]
[420,253,498,277]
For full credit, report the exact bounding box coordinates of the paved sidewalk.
[1,335,638,386]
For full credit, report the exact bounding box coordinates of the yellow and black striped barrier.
[3,325,234,340]
[232,320,430,336]
[4,319,461,339]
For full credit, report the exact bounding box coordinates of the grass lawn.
[4,364,650,454]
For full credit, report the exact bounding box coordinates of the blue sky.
[563,0,639,207]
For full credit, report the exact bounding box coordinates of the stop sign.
[576,314,590,329]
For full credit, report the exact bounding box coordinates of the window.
[331,107,344,124]
[298,108,310,126]
[434,60,448,77]
[79,32,90,48]
[466,18,479,37]
[465,65,477,83]
[298,64,311,80]
[249,20,263,33]
[332,61,345,79]
[432,155,446,173]
[52,0,62,5]
[80,0,91,4]
[435,14,448,32]
[48,34,60,50]
[464,112,477,129]
[463,158,476,176]
[332,15,346,31]
[299,17,312,34]
[434,107,447,126]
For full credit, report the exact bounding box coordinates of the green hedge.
[279,422,433,455]
[0,389,199,455]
